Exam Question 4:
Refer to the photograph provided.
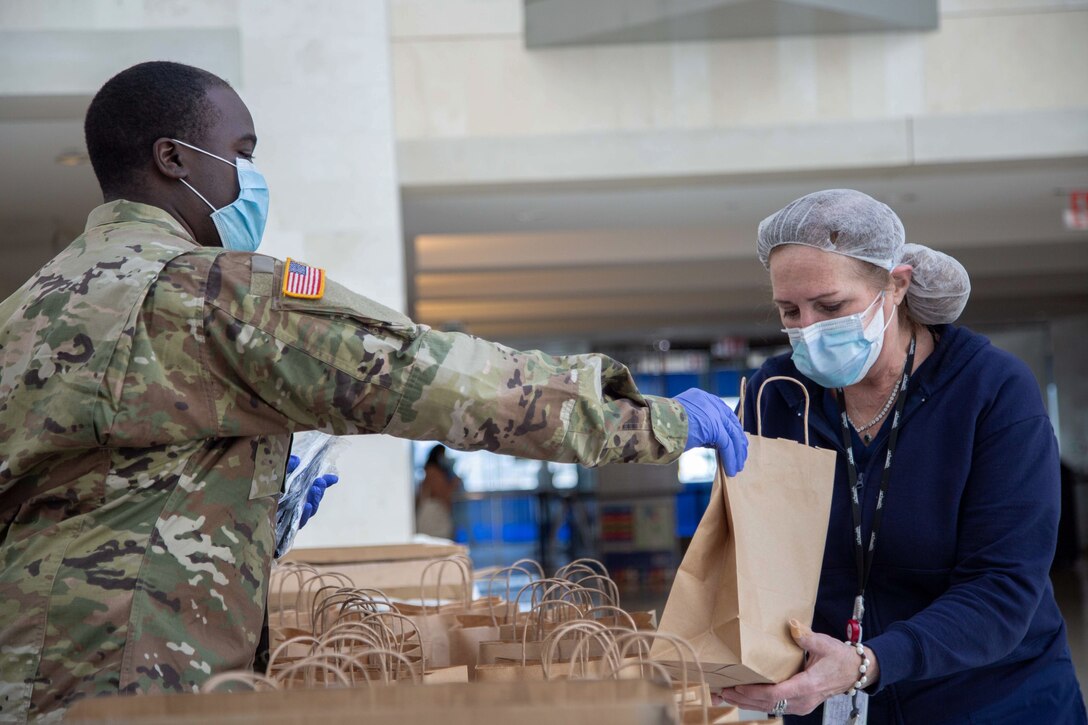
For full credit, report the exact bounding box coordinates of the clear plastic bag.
[274,431,341,558]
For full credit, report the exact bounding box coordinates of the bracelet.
[843,641,870,696]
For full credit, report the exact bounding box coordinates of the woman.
[720,190,1085,723]
[416,445,461,539]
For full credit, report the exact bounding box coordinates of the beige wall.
[390,0,1088,141]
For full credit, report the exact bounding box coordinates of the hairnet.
[900,243,971,324]
[757,189,971,324]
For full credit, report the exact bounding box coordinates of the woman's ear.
[890,263,913,306]
[152,138,188,180]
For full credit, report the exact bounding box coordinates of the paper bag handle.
[266,635,320,675]
[511,577,571,621]
[351,647,423,685]
[419,556,472,612]
[353,611,422,652]
[272,656,353,688]
[483,564,535,626]
[558,573,619,609]
[755,375,811,446]
[540,619,610,678]
[521,599,584,664]
[321,618,410,649]
[611,631,708,725]
[201,671,278,693]
[586,605,637,631]
[510,558,546,579]
[311,589,394,637]
[737,376,747,429]
[320,625,387,653]
[271,562,317,629]
[555,557,610,580]
[545,620,625,681]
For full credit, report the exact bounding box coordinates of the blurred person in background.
[416,445,460,539]
[719,190,1085,724]
[0,61,747,722]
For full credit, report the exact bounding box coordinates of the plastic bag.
[274,431,341,558]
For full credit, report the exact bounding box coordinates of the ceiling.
[402,158,1088,346]
[2,94,1085,350]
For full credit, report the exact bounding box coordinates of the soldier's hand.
[674,388,748,477]
[300,474,340,528]
[286,454,301,474]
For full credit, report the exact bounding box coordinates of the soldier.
[0,61,746,722]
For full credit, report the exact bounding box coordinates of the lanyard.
[835,333,916,644]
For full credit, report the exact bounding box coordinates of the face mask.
[173,138,269,252]
[783,292,894,389]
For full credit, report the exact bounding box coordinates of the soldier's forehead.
[205,86,256,144]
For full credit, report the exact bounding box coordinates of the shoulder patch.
[282,257,326,300]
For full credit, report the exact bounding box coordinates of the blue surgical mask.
[783,292,894,389]
[173,138,269,252]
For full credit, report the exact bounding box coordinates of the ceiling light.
[55,151,89,166]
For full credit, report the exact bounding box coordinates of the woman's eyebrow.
[772,292,839,305]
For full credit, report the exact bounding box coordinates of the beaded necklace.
[845,377,902,444]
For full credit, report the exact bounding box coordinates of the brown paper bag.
[493,606,656,639]
[680,705,745,723]
[474,658,609,683]
[442,564,543,677]
[401,558,477,668]
[477,636,607,666]
[653,376,836,687]
[400,597,505,669]
[447,620,500,679]
[68,679,678,724]
[474,660,556,683]
[421,664,470,684]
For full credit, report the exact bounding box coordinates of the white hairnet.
[757,189,971,324]
[900,243,971,325]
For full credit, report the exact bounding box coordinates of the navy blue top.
[743,325,1071,723]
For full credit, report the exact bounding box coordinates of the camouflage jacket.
[0,201,686,721]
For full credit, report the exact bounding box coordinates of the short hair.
[84,61,231,195]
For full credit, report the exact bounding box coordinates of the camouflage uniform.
[0,201,687,722]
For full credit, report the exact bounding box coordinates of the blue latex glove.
[300,474,339,528]
[285,454,340,528]
[674,388,749,477]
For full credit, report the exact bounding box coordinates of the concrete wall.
[239,0,413,548]
[390,0,1088,140]
[390,0,1088,191]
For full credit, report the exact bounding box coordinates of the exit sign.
[1065,191,1088,230]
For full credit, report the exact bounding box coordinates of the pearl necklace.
[846,375,903,444]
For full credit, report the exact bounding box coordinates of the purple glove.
[673,388,748,477]
[285,455,340,528]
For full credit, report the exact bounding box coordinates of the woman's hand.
[716,619,880,717]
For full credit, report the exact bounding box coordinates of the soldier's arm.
[382,326,687,466]
[199,253,686,467]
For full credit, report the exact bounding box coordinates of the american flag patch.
[282,258,326,300]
